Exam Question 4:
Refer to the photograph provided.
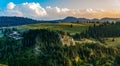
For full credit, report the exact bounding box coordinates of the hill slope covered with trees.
[0,16,40,27]
[0,29,120,66]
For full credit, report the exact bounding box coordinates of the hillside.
[0,27,120,66]
[0,16,39,27]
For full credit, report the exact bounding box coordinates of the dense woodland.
[74,22,120,41]
[0,26,120,66]
[0,16,39,27]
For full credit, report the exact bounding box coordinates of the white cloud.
[2,2,47,19]
[7,2,16,10]
[21,2,47,16]
[3,10,23,16]
[45,6,71,19]
[46,6,70,13]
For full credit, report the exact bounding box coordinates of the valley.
[0,22,120,66]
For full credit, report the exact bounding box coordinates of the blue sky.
[0,0,120,20]
[0,0,55,8]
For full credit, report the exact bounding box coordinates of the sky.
[0,0,120,20]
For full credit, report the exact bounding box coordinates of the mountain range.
[56,16,120,22]
[0,16,120,27]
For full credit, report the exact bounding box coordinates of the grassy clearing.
[0,64,7,66]
[75,38,98,44]
[103,37,120,47]
[17,22,93,34]
[58,22,100,26]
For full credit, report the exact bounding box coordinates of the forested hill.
[0,16,39,27]
[1,29,120,66]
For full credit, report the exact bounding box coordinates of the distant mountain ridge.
[55,16,120,22]
[0,16,120,27]
[0,16,39,27]
[62,16,78,22]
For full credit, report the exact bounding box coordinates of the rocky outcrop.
[60,35,75,46]
[57,32,76,46]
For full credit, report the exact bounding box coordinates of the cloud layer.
[1,2,120,20]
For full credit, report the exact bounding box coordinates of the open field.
[103,37,120,47]
[16,22,98,35]
[0,64,7,66]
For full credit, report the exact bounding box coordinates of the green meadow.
[17,22,95,35]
